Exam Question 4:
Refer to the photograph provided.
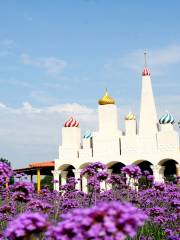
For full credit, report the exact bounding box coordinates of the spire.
[139,52,158,135]
[144,50,147,67]
[142,51,150,76]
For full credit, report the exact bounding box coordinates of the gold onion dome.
[125,112,136,120]
[98,89,115,105]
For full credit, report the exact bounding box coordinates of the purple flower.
[122,165,142,179]
[153,182,166,191]
[0,162,13,185]
[11,181,34,202]
[52,179,59,184]
[4,212,48,239]
[80,162,107,177]
[87,176,100,190]
[147,175,154,182]
[46,201,147,240]
[143,170,150,176]
[25,199,52,213]
[60,177,78,191]
[97,170,109,181]
[147,207,166,216]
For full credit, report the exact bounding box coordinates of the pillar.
[37,169,41,193]
[176,164,180,177]
[60,171,68,185]
[5,177,9,189]
[72,170,81,190]
[52,170,61,191]
[151,165,165,182]
[106,169,112,190]
[100,181,106,191]
[30,175,33,183]
[82,175,88,193]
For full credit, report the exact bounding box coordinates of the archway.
[132,160,153,189]
[158,159,179,182]
[58,164,75,184]
[132,160,153,175]
[107,162,126,189]
[78,162,92,170]
[107,161,125,174]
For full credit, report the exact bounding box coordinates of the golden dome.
[125,112,136,120]
[98,89,115,105]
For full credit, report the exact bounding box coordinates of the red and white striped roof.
[142,67,150,76]
[64,117,79,127]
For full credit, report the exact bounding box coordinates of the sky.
[0,0,180,168]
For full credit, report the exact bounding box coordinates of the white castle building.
[52,65,180,191]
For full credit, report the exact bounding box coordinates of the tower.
[98,89,119,134]
[139,52,158,136]
[93,89,121,159]
[59,117,81,159]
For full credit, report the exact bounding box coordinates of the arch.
[132,160,153,175]
[158,159,179,180]
[58,164,75,171]
[158,158,178,166]
[107,161,125,174]
[78,162,92,170]
[58,164,75,180]
[132,159,153,165]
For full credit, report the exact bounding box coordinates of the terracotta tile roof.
[29,161,54,168]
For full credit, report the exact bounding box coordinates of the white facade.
[53,68,180,191]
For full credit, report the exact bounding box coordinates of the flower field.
[0,162,179,240]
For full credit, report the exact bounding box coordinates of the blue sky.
[0,0,180,168]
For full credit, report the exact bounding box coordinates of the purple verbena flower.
[46,201,147,240]
[11,181,34,202]
[4,212,48,239]
[0,162,13,185]
[121,165,142,179]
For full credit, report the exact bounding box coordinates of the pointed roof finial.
[144,50,147,68]
[142,50,150,76]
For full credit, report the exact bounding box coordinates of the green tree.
[41,175,53,190]
[0,157,11,166]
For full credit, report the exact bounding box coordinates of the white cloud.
[105,44,180,76]
[21,54,67,75]
[0,102,97,168]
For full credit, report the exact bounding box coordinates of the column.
[5,177,9,189]
[100,181,106,191]
[30,175,33,183]
[82,175,88,193]
[126,174,136,189]
[159,165,165,181]
[106,169,112,190]
[52,170,61,191]
[37,169,41,193]
[72,170,81,190]
[175,164,180,177]
[60,171,68,185]
[151,165,165,182]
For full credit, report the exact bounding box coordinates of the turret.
[59,117,81,159]
[157,112,179,152]
[98,89,119,135]
[139,52,158,136]
[159,112,175,131]
[125,112,137,135]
